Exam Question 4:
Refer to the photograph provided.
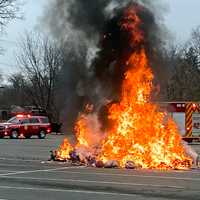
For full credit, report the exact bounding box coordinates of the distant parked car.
[0,114,51,139]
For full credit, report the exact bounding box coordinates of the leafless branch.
[0,0,22,30]
[16,32,63,121]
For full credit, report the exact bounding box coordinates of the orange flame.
[98,6,191,169]
[75,112,104,149]
[75,115,90,148]
[56,138,73,160]
[56,5,192,169]
[120,5,144,46]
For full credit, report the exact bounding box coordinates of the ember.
[54,4,193,170]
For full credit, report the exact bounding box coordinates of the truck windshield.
[7,117,23,124]
[40,117,49,123]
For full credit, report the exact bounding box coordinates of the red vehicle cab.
[0,114,51,139]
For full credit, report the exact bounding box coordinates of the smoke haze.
[42,0,169,131]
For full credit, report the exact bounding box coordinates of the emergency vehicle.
[0,114,51,139]
[160,102,200,143]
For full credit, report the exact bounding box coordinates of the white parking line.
[0,157,43,162]
[0,164,36,167]
[45,170,200,181]
[1,164,198,182]
[0,167,77,176]
[0,185,140,197]
[0,170,17,173]
[0,176,184,189]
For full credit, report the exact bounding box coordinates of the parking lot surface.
[0,134,199,200]
[0,134,65,161]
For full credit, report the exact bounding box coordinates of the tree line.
[1,27,200,123]
[167,27,200,101]
[1,1,200,126]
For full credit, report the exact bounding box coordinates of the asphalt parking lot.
[0,134,66,161]
[0,134,199,200]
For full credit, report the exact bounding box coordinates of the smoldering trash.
[47,1,199,170]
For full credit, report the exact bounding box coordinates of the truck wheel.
[38,130,46,139]
[10,130,19,139]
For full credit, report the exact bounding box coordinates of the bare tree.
[17,32,63,121]
[189,26,200,68]
[0,0,21,30]
[8,73,27,104]
[0,0,21,53]
[0,70,3,82]
[167,28,200,101]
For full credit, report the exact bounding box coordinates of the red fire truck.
[160,102,200,143]
[0,114,51,139]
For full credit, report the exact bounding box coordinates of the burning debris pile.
[51,2,194,170]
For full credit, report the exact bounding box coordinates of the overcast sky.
[0,0,200,78]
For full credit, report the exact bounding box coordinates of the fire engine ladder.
[182,102,200,143]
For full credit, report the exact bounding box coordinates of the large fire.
[56,5,192,169]
[98,48,190,169]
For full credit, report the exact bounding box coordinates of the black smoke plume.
[42,0,168,132]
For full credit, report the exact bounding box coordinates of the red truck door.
[29,117,40,135]
[19,118,30,135]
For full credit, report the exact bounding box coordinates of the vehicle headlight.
[5,126,8,129]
